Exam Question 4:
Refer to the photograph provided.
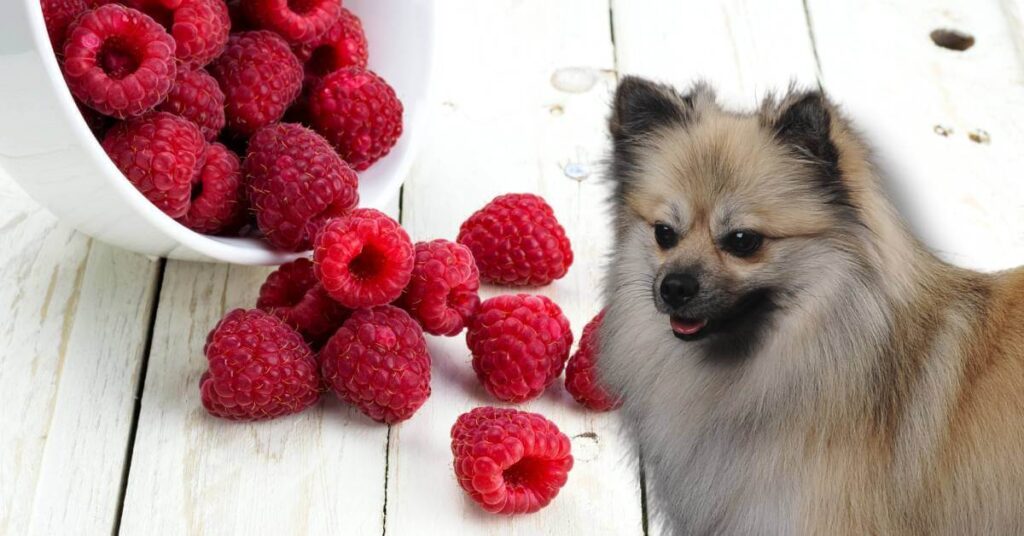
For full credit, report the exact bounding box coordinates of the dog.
[598,76,1024,535]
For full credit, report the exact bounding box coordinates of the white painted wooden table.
[3,1,1023,534]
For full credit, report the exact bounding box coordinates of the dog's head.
[606,77,868,360]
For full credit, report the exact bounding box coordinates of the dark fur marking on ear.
[607,77,697,205]
[772,92,850,209]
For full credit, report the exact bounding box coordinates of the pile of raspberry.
[42,0,400,246]
[193,189,619,514]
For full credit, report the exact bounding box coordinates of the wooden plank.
[806,0,1024,270]
[384,1,645,534]
[118,190,401,535]
[0,170,159,535]
[609,1,820,533]
[611,0,819,108]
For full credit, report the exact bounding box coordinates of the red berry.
[208,31,303,136]
[257,258,350,346]
[451,407,573,515]
[41,0,88,53]
[313,209,414,308]
[564,311,621,411]
[466,294,573,403]
[200,308,321,421]
[122,0,230,69]
[177,142,243,234]
[320,305,430,424]
[243,0,341,46]
[157,69,226,141]
[62,4,177,119]
[457,193,573,287]
[102,112,206,219]
[294,7,368,74]
[397,240,480,337]
[309,68,403,171]
[244,122,359,251]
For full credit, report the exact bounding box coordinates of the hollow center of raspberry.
[99,40,141,80]
[307,46,338,77]
[190,179,204,201]
[502,457,551,491]
[287,0,321,14]
[348,245,387,281]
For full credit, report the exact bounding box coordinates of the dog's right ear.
[609,76,696,144]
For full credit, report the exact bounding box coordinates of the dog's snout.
[660,273,700,307]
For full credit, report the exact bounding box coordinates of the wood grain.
[117,194,400,535]
[383,1,645,534]
[806,0,1024,270]
[0,171,159,535]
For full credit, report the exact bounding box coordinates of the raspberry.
[466,294,573,403]
[294,7,368,73]
[41,0,88,53]
[564,311,621,411]
[320,305,430,424]
[178,142,242,234]
[208,31,303,136]
[243,0,341,46]
[457,194,573,287]
[244,123,359,251]
[122,0,230,69]
[200,308,321,421]
[62,4,176,119]
[313,209,414,308]
[101,112,206,219]
[157,69,226,141]
[451,407,573,514]
[257,258,350,346]
[396,240,480,337]
[309,68,403,171]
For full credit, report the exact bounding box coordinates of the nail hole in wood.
[930,29,974,51]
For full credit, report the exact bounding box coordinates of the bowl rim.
[23,0,436,264]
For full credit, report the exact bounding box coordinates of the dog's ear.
[768,91,846,204]
[609,76,696,143]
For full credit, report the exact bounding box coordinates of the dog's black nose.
[660,273,699,307]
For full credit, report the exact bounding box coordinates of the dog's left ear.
[769,91,841,178]
[609,76,699,144]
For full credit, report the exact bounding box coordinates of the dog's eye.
[721,230,763,257]
[654,223,678,249]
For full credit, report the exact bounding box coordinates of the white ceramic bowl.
[0,0,433,264]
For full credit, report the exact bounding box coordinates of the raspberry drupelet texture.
[451,407,574,514]
[294,7,368,72]
[466,294,573,403]
[200,308,321,421]
[564,311,622,411]
[41,0,88,53]
[178,142,243,234]
[120,0,230,69]
[157,69,226,141]
[457,193,574,287]
[244,122,359,251]
[313,209,415,308]
[243,0,341,46]
[101,112,206,219]
[308,68,403,171]
[209,31,304,136]
[396,240,481,337]
[62,4,177,118]
[257,258,350,347]
[320,305,431,424]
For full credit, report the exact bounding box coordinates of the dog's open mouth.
[670,316,709,340]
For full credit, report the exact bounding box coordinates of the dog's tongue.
[671,317,708,336]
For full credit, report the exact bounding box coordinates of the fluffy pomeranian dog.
[599,77,1024,535]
